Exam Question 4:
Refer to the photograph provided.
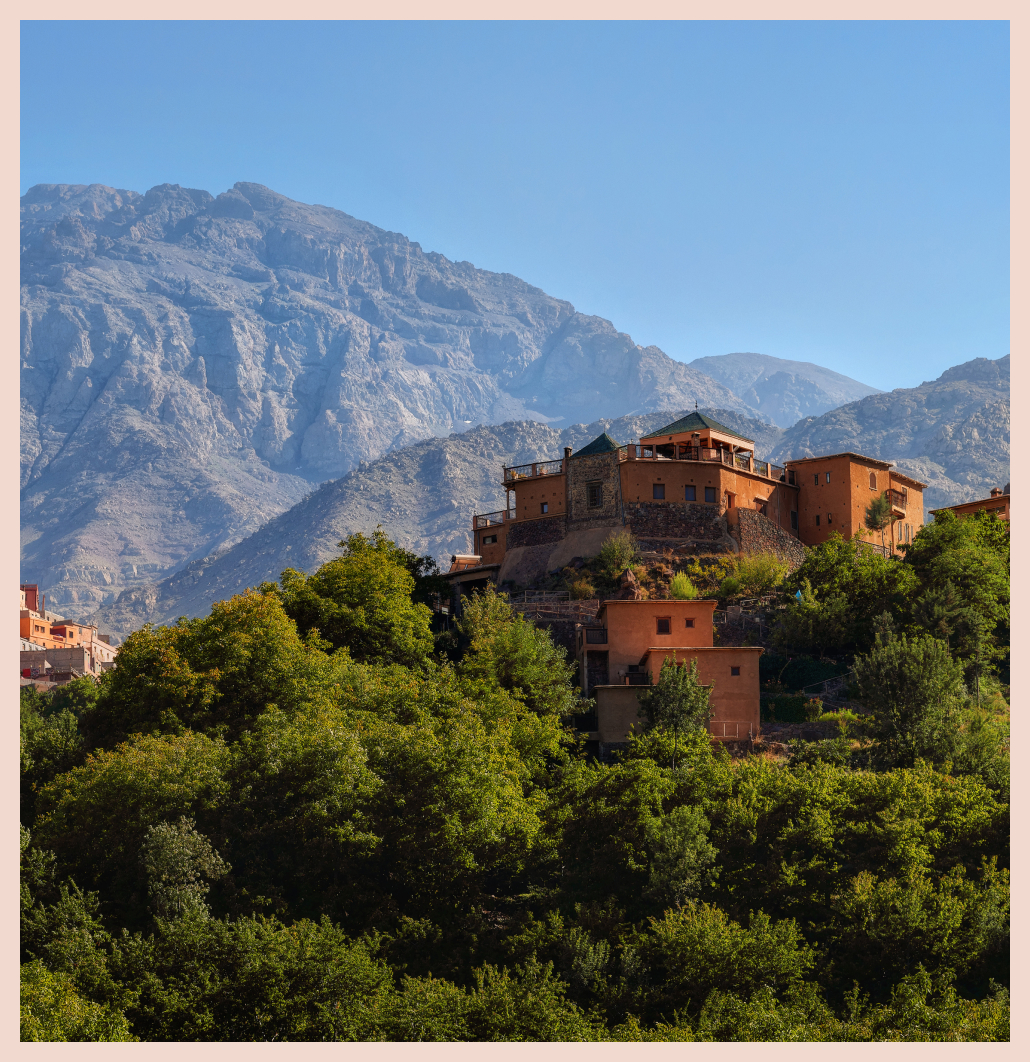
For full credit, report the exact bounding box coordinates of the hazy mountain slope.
[94,408,781,636]
[689,352,881,427]
[770,355,1009,511]
[21,181,756,613]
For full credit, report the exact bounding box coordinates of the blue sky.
[21,20,1009,391]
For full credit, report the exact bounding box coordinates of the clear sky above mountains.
[21,20,1008,391]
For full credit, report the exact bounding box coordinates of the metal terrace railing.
[473,509,515,528]
[503,459,564,483]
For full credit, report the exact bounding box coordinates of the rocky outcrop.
[689,352,881,427]
[22,181,756,614]
[769,355,1010,512]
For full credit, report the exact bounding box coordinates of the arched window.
[869,472,877,489]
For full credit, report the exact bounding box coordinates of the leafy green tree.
[732,553,790,597]
[626,902,814,1024]
[864,492,896,552]
[902,509,1009,669]
[84,590,339,748]
[457,588,580,718]
[638,658,712,768]
[21,688,87,825]
[779,533,918,653]
[852,634,965,768]
[141,817,230,920]
[21,962,136,1042]
[33,731,229,929]
[274,528,434,667]
[771,579,851,657]
[597,530,637,579]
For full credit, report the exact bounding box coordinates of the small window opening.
[685,485,696,501]
[684,618,695,628]
[814,474,819,486]
[730,666,741,676]
[540,502,548,514]
[653,483,665,500]
[656,617,671,635]
[816,514,821,526]
[870,472,877,489]
[790,510,798,530]
[825,472,831,484]
[827,513,832,524]
[586,481,602,508]
[704,486,717,503]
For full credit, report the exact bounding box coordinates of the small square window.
[540,502,548,514]
[482,534,497,545]
[653,483,665,500]
[685,485,696,501]
[656,617,671,635]
[704,486,717,503]
[684,619,694,628]
[730,666,741,676]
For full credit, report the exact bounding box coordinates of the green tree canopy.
[274,528,435,668]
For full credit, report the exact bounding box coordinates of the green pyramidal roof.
[640,410,754,444]
[571,432,621,458]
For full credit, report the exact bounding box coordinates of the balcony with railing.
[888,488,908,511]
[620,445,788,484]
[473,509,516,529]
[502,458,565,484]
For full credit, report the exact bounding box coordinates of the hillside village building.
[444,411,929,749]
[19,583,118,686]
[577,598,761,750]
[930,484,1009,524]
[452,412,926,593]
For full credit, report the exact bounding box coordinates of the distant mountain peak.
[687,351,881,428]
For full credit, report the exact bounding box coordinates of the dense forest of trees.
[21,513,1009,1041]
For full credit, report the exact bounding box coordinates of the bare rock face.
[769,355,1010,512]
[688,352,882,428]
[22,181,757,614]
[94,407,779,637]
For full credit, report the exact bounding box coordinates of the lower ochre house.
[576,598,761,751]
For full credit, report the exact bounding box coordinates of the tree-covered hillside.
[21,517,1009,1042]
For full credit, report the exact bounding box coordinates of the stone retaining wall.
[505,515,567,549]
[624,501,727,541]
[731,508,807,568]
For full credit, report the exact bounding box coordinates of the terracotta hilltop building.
[929,483,1010,524]
[444,411,928,750]
[446,411,926,598]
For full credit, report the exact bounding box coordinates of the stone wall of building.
[731,508,808,568]
[624,501,727,541]
[566,451,624,528]
[505,514,568,549]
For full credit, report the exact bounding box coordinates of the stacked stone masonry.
[505,514,568,549]
[731,508,808,568]
[566,451,623,527]
[624,501,727,541]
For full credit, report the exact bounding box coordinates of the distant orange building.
[575,598,761,748]
[782,452,926,555]
[929,485,1009,524]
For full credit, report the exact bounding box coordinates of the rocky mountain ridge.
[21,181,756,613]
[769,354,1009,507]
[688,351,882,427]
